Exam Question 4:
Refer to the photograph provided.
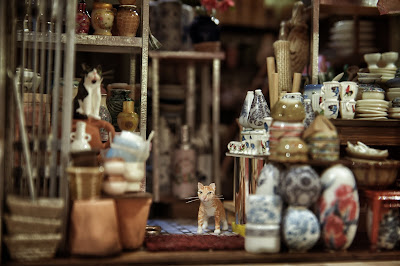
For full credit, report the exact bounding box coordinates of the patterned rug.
[145,234,244,251]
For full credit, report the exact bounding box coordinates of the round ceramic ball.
[281,165,321,207]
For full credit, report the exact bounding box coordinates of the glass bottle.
[172,125,197,199]
[76,0,90,34]
[117,101,139,132]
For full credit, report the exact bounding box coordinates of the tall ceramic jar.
[319,164,360,251]
[106,89,133,131]
[116,5,140,37]
[248,89,271,129]
[76,1,90,34]
[99,94,112,142]
[91,2,114,36]
[238,91,254,130]
[117,101,139,132]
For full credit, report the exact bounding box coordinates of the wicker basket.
[4,215,61,235]
[6,195,64,219]
[4,233,62,261]
[67,166,104,200]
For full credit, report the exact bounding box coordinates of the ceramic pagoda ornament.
[238,91,254,129]
[248,89,271,129]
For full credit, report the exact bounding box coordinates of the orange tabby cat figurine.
[197,182,228,234]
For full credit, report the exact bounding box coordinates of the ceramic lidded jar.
[271,98,305,122]
[116,5,140,37]
[246,194,283,225]
[282,206,320,252]
[238,91,254,129]
[281,165,321,208]
[91,2,114,36]
[248,89,271,129]
[319,164,360,251]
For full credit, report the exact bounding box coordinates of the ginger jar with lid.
[116,5,140,37]
[91,2,114,36]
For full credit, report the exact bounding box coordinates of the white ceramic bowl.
[362,91,385,100]
[102,181,128,196]
[382,52,399,64]
[387,91,400,101]
[364,53,381,65]
[104,160,125,175]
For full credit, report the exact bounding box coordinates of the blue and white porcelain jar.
[282,206,320,252]
[280,165,321,208]
[248,89,270,129]
[246,194,282,224]
[238,91,254,129]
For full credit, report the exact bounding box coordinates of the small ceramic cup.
[340,81,358,101]
[311,93,323,114]
[321,81,340,100]
[227,141,242,154]
[303,84,323,101]
[340,100,356,119]
[320,99,339,119]
[246,194,283,224]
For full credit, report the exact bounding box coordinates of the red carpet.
[145,234,244,251]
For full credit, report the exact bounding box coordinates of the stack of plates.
[329,20,376,57]
[355,99,389,120]
[357,73,382,84]
[369,68,396,82]
[388,107,400,119]
[387,88,400,101]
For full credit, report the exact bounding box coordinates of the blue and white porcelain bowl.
[281,165,321,207]
[282,206,320,252]
[246,194,282,224]
[245,223,280,253]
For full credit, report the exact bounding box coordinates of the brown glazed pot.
[72,118,115,150]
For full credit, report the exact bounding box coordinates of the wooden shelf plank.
[320,0,380,16]
[149,51,226,61]
[17,31,143,53]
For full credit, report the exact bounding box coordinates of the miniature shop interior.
[2,0,400,265]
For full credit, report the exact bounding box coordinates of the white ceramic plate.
[355,108,387,115]
[388,107,400,112]
[388,88,400,92]
[356,113,388,118]
[357,73,382,78]
[369,68,396,74]
[356,117,388,120]
[387,91,400,101]
[388,113,400,119]
[357,99,389,105]
[357,106,387,111]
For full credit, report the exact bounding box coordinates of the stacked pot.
[280,165,321,252]
[245,163,282,253]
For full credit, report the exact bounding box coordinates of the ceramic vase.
[271,98,305,122]
[248,89,271,129]
[75,1,90,34]
[99,94,112,142]
[319,164,360,251]
[106,89,133,131]
[303,99,315,128]
[70,121,92,152]
[238,91,254,130]
[91,2,114,36]
[281,165,321,208]
[117,101,139,132]
[116,5,140,37]
[256,163,280,196]
[282,206,320,252]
